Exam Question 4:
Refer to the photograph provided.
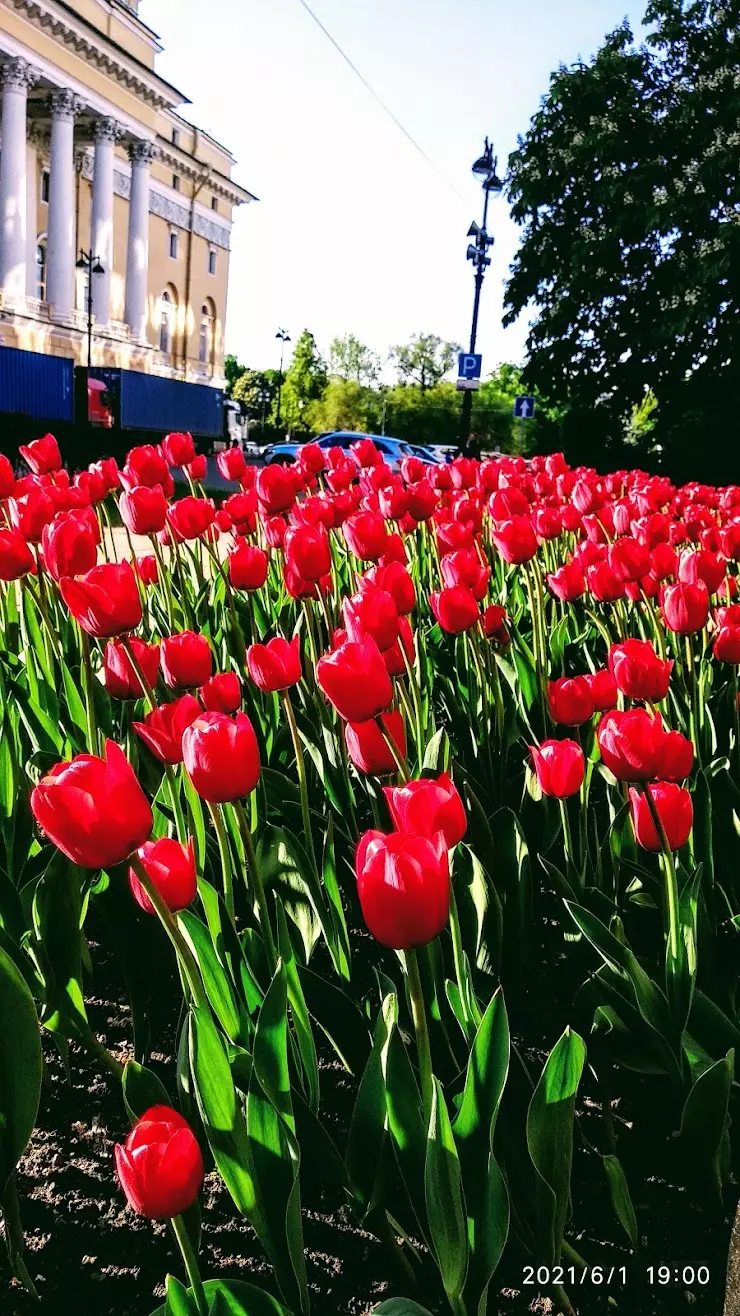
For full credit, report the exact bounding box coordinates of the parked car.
[425,443,460,464]
[266,431,438,473]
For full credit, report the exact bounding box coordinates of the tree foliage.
[280,330,328,433]
[224,353,247,398]
[504,0,740,480]
[329,334,381,386]
[391,334,461,391]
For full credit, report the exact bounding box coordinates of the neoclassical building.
[0,0,254,387]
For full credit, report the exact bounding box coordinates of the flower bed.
[1,431,738,1316]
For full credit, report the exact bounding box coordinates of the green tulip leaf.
[526,1026,586,1265]
[373,1302,435,1315]
[0,946,43,1193]
[150,1276,293,1316]
[425,1078,468,1302]
[678,1048,734,1207]
[345,990,397,1213]
[122,1060,170,1123]
[601,1154,639,1250]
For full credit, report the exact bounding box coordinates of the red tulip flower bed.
[1,434,739,1316]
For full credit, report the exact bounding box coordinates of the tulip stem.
[2,1171,39,1300]
[559,799,576,874]
[400,640,424,764]
[233,799,277,974]
[79,630,100,755]
[375,715,411,782]
[403,947,434,1124]
[641,784,681,1005]
[208,802,235,923]
[151,536,176,632]
[119,636,187,845]
[283,690,318,874]
[171,1213,208,1316]
[129,856,207,1009]
[204,542,245,667]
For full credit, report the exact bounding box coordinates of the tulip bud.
[216,447,247,482]
[200,671,242,713]
[115,1105,204,1219]
[228,542,269,591]
[182,711,261,803]
[19,432,62,475]
[161,431,196,467]
[316,635,393,722]
[133,695,202,765]
[355,829,450,949]
[548,676,594,726]
[661,580,710,634]
[167,496,216,542]
[585,669,618,712]
[0,528,35,581]
[547,560,586,602]
[129,837,197,914]
[608,639,672,702]
[491,516,538,564]
[530,740,585,798]
[384,772,467,848]
[430,585,480,634]
[104,638,160,700]
[629,783,693,852]
[59,562,142,638]
[345,712,407,775]
[597,708,663,781]
[31,740,152,869]
[161,632,213,689]
[714,625,740,664]
[120,485,169,536]
[247,636,302,693]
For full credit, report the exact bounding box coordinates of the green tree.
[504,0,740,480]
[307,378,380,434]
[329,334,380,386]
[224,353,247,397]
[232,369,280,425]
[280,329,328,434]
[391,333,461,391]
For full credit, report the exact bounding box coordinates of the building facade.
[0,0,254,388]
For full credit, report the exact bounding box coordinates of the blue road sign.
[514,395,535,419]
[457,352,482,381]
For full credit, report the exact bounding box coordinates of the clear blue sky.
[142,0,646,378]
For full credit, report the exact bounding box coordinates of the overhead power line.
[293,0,468,205]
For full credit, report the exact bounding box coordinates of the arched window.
[159,286,177,355]
[199,299,216,367]
[35,237,47,301]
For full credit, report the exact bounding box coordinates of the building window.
[172,173,180,191]
[199,299,216,366]
[172,127,180,147]
[40,170,50,204]
[208,249,217,276]
[169,231,178,259]
[211,196,218,212]
[159,287,176,355]
[35,239,47,301]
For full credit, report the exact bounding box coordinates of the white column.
[91,116,120,325]
[0,58,38,301]
[25,137,38,297]
[124,140,154,340]
[46,88,83,321]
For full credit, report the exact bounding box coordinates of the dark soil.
[3,938,736,1316]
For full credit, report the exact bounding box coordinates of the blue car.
[266,431,438,473]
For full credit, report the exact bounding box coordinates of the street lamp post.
[275,328,291,431]
[460,139,502,452]
[76,250,105,369]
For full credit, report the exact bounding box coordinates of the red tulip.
[436,520,474,556]
[355,830,450,949]
[316,635,393,722]
[547,560,585,601]
[9,486,55,542]
[161,632,212,689]
[655,728,694,781]
[129,837,197,914]
[430,585,480,633]
[406,480,437,523]
[482,603,509,644]
[678,548,726,595]
[59,562,142,637]
[382,616,416,676]
[491,516,538,564]
[379,484,409,521]
[530,740,585,798]
[365,561,416,615]
[345,711,407,775]
[0,528,35,580]
[115,1105,204,1219]
[608,639,672,702]
[104,638,160,700]
[167,496,216,542]
[228,542,269,591]
[182,711,261,803]
[19,432,62,475]
[450,456,478,489]
[120,445,169,491]
[608,538,651,583]
[0,452,15,498]
[200,671,242,713]
[284,523,332,581]
[343,510,388,562]
[548,676,594,726]
[440,549,490,600]
[135,554,158,585]
[255,465,295,515]
[629,783,693,852]
[384,772,467,848]
[133,695,202,764]
[120,485,169,536]
[343,583,399,651]
[161,431,196,467]
[31,740,152,868]
[216,447,247,482]
[585,669,618,712]
[41,510,98,582]
[661,580,710,634]
[586,561,624,602]
[297,442,326,476]
[185,454,208,482]
[247,636,302,692]
[597,708,664,780]
[650,542,678,580]
[714,625,740,664]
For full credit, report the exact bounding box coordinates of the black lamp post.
[275,328,291,431]
[460,139,502,452]
[76,249,105,369]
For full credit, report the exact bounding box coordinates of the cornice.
[2,0,186,110]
